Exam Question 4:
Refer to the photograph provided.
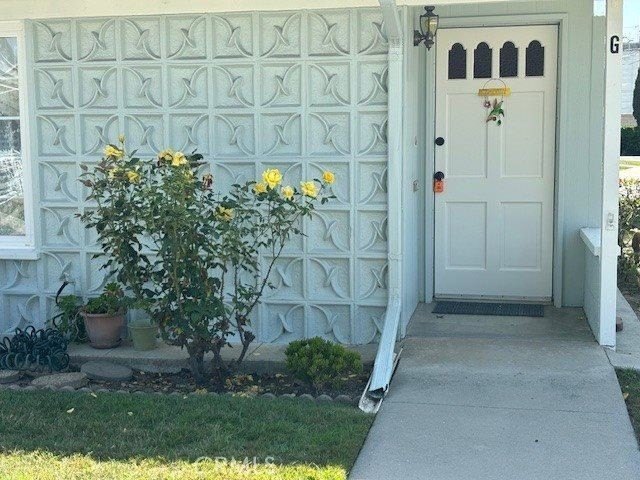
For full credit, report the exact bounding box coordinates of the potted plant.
[81,283,126,349]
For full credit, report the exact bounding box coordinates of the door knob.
[435,137,445,146]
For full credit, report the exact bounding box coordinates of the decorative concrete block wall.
[0,10,389,344]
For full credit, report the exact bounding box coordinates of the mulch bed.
[10,368,370,398]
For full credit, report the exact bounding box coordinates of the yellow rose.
[107,167,120,180]
[158,148,175,162]
[281,185,294,200]
[125,170,140,183]
[216,206,234,222]
[171,151,188,167]
[253,182,267,194]
[262,168,282,189]
[300,181,318,198]
[322,170,335,184]
[118,134,126,144]
[103,145,124,159]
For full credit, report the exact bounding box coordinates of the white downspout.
[361,0,403,408]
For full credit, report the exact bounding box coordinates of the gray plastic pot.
[128,323,158,351]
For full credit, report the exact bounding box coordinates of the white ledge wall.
[0,9,391,344]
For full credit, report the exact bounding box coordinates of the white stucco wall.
[0,9,391,344]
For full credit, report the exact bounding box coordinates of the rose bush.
[81,138,335,383]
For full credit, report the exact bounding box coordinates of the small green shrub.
[285,337,362,391]
[621,127,640,156]
[619,179,640,285]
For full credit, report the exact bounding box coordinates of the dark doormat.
[432,301,544,317]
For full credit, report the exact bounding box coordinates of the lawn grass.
[616,369,640,442]
[0,390,373,479]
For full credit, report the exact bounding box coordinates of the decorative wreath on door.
[479,78,510,126]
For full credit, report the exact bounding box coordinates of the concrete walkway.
[350,305,640,480]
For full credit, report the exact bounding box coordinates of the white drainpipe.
[361,0,403,411]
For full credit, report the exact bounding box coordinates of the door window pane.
[474,42,492,79]
[500,41,519,78]
[0,36,24,237]
[526,40,545,77]
[448,43,467,80]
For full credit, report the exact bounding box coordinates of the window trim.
[0,21,37,260]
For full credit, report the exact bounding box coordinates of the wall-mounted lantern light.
[413,6,439,50]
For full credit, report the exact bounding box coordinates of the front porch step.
[68,341,378,374]
[407,303,594,342]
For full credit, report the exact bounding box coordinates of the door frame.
[423,13,569,308]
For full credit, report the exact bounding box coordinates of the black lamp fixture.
[413,6,439,50]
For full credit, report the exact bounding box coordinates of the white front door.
[434,26,558,300]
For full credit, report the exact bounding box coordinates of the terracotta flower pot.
[81,312,125,349]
